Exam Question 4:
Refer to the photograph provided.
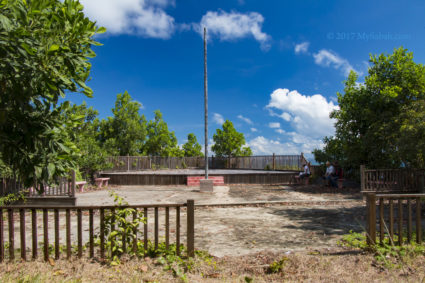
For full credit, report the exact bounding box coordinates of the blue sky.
[69,0,425,158]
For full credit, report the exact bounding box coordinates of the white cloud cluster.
[212,113,225,125]
[268,122,280,129]
[313,49,359,77]
[250,127,258,132]
[267,88,338,139]
[247,135,323,156]
[196,10,271,50]
[294,42,309,54]
[80,0,175,39]
[237,115,253,125]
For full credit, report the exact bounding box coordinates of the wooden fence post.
[272,153,275,170]
[127,155,130,172]
[366,193,376,246]
[71,170,76,197]
[360,165,365,192]
[187,200,195,257]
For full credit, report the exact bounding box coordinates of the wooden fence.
[103,154,306,173]
[0,200,195,262]
[366,193,424,246]
[361,165,425,193]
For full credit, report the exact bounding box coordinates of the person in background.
[324,161,337,188]
[299,163,311,180]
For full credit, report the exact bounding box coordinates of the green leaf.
[48,44,60,53]
[97,26,107,34]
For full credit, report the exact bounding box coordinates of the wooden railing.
[103,154,304,172]
[1,171,76,198]
[361,165,425,193]
[0,200,195,262]
[366,193,424,246]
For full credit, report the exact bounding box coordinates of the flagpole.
[204,27,208,179]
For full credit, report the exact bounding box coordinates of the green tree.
[99,91,147,156]
[64,103,109,181]
[182,133,204,157]
[0,0,103,187]
[315,47,425,169]
[143,110,182,157]
[212,120,252,157]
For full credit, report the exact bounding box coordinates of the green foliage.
[267,256,289,274]
[98,191,146,265]
[0,192,25,206]
[0,0,104,188]
[212,120,252,157]
[99,91,147,156]
[315,47,425,169]
[339,230,425,269]
[182,133,204,157]
[143,110,182,157]
[64,102,109,181]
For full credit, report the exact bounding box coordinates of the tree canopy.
[182,133,204,157]
[314,47,425,169]
[0,0,104,187]
[212,120,252,157]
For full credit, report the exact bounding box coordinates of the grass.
[1,246,425,282]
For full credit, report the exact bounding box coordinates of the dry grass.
[1,247,424,282]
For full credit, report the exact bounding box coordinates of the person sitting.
[323,161,337,188]
[299,163,311,180]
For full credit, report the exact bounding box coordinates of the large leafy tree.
[143,110,182,157]
[99,91,147,156]
[0,0,104,187]
[314,47,425,169]
[212,120,252,157]
[182,133,204,157]
[64,103,109,181]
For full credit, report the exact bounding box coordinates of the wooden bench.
[76,181,87,193]
[95,177,110,188]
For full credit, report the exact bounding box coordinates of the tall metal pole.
[204,27,209,179]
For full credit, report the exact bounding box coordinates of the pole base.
[200,179,214,192]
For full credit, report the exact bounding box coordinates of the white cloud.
[275,129,285,134]
[212,113,225,125]
[80,0,175,39]
[250,127,258,132]
[294,42,309,54]
[247,135,323,156]
[237,115,253,125]
[268,122,280,129]
[281,112,291,121]
[267,88,338,139]
[313,49,360,77]
[195,10,271,50]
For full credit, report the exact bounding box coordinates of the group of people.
[298,160,343,188]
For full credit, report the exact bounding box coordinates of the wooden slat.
[43,209,48,261]
[366,194,376,245]
[54,209,59,259]
[379,198,384,244]
[176,206,180,256]
[89,209,94,258]
[77,209,82,258]
[66,209,71,259]
[187,200,195,257]
[165,207,169,250]
[110,208,115,257]
[417,198,422,244]
[8,209,14,261]
[0,209,3,262]
[132,210,137,254]
[389,199,394,242]
[32,209,37,259]
[407,199,412,243]
[20,209,26,261]
[398,199,403,246]
[100,208,105,259]
[154,207,159,250]
[144,208,148,255]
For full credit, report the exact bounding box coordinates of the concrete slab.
[200,179,214,192]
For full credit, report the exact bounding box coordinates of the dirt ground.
[75,184,365,257]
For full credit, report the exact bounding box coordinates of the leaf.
[48,44,60,53]
[97,26,107,34]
